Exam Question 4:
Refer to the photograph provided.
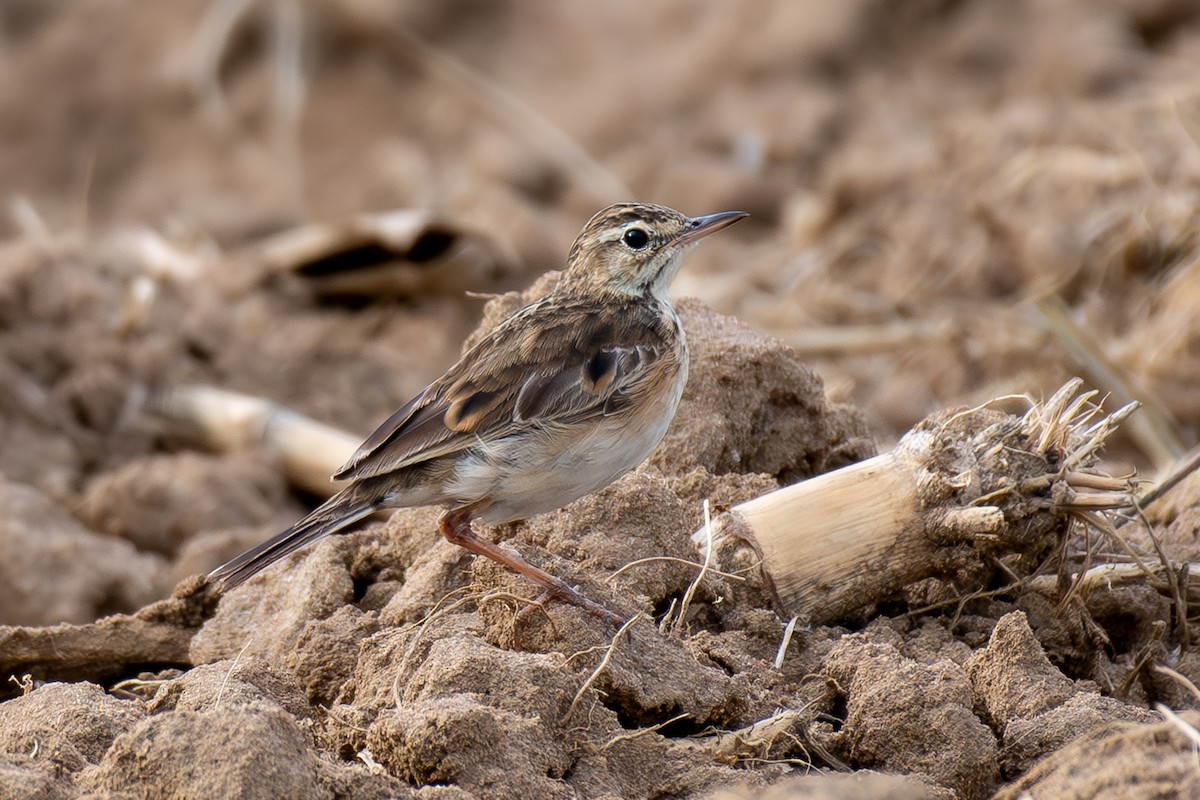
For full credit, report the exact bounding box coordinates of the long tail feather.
[209,490,378,589]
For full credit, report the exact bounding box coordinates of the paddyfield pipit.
[209,202,747,622]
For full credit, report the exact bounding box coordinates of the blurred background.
[2,0,1199,622]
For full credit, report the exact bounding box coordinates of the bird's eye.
[622,228,650,249]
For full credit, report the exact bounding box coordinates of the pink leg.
[439,508,624,626]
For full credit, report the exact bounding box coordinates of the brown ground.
[2,1,1200,798]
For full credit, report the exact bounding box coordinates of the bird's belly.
[449,377,684,524]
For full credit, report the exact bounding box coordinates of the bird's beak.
[675,210,749,245]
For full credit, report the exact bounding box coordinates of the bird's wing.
[332,299,671,482]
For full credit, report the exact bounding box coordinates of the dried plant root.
[151,385,358,498]
[0,576,217,691]
[695,379,1139,623]
[1029,561,1192,596]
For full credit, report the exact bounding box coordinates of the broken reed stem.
[151,385,358,498]
[696,379,1140,624]
[253,210,515,299]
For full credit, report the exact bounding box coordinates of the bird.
[208,202,747,623]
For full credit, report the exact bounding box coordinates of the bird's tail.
[208,488,379,589]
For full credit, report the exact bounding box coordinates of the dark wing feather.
[513,345,657,422]
[333,390,426,480]
[333,298,670,483]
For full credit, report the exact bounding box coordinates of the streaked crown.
[561,203,746,300]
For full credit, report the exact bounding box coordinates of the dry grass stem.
[709,709,805,764]
[1155,704,1200,750]
[214,637,254,711]
[774,616,800,670]
[670,500,714,635]
[599,712,691,752]
[389,589,480,707]
[1118,624,1166,697]
[566,613,643,720]
[1066,471,1134,492]
[606,556,746,583]
[109,676,175,700]
[1132,446,1200,516]
[1155,665,1200,707]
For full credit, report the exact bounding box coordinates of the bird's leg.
[439,508,624,626]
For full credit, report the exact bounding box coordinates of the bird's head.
[561,203,746,301]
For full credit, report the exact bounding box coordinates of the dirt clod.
[0,477,168,626]
[965,611,1078,730]
[823,633,1000,799]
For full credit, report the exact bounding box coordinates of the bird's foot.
[520,583,625,629]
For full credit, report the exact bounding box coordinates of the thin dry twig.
[1056,521,1097,612]
[214,637,254,711]
[1155,664,1200,707]
[1155,703,1200,750]
[389,587,480,707]
[1130,445,1200,517]
[1078,509,1155,578]
[1131,501,1190,646]
[775,616,800,670]
[599,712,691,752]
[607,556,746,583]
[1117,622,1165,698]
[671,500,715,636]
[943,392,1038,431]
[565,613,643,720]
[904,580,1025,619]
